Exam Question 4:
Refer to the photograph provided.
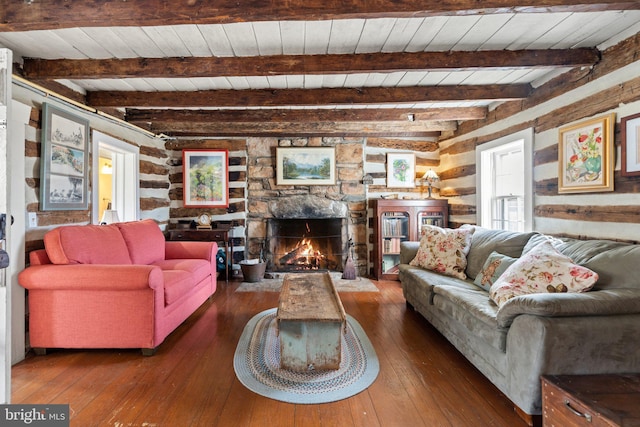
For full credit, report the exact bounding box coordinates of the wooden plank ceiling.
[1,1,640,139]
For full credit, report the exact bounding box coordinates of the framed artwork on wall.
[183,149,229,208]
[276,147,336,185]
[40,103,90,210]
[386,152,416,188]
[558,113,615,194]
[621,112,640,177]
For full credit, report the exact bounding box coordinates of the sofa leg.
[32,348,47,356]
[141,347,157,356]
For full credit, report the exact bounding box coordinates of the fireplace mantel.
[269,195,348,219]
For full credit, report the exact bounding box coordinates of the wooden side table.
[166,228,233,282]
[541,374,640,427]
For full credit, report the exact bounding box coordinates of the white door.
[1,48,12,403]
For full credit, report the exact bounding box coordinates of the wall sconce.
[420,169,440,199]
[101,161,112,175]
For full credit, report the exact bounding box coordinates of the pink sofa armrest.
[18,264,164,291]
[165,241,218,262]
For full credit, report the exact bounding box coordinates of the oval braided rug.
[233,308,379,404]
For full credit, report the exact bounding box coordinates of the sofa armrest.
[18,264,164,291]
[496,289,640,328]
[165,241,218,262]
[400,241,420,265]
[506,313,640,414]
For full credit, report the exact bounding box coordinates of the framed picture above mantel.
[276,147,336,186]
[183,149,229,208]
[558,113,615,194]
[39,103,90,211]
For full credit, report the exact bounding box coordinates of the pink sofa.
[18,219,217,355]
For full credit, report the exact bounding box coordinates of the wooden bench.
[276,272,346,371]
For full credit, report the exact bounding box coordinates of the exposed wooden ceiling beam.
[125,107,487,125]
[22,49,599,80]
[367,138,439,152]
[2,1,637,31]
[152,121,446,138]
[88,84,531,108]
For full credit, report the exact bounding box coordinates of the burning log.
[279,241,312,265]
[278,238,327,270]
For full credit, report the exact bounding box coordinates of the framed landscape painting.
[40,103,90,210]
[183,149,229,208]
[276,147,336,185]
[558,113,615,194]
[386,152,416,188]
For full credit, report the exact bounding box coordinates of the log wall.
[15,84,169,259]
[165,138,248,273]
[438,33,640,241]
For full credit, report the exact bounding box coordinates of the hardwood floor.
[11,279,530,427]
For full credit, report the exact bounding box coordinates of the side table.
[166,228,233,282]
[541,374,640,427]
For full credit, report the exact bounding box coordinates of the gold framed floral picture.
[558,113,615,194]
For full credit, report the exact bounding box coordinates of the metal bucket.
[240,261,266,282]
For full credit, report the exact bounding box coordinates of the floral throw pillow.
[489,240,598,308]
[473,251,517,292]
[409,225,475,279]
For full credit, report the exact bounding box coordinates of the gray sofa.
[398,226,640,417]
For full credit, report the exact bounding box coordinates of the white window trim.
[91,131,140,224]
[476,128,533,232]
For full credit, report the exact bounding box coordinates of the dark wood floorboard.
[11,279,530,427]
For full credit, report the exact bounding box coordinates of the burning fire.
[280,238,327,269]
[297,239,324,262]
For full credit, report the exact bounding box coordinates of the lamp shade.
[421,169,440,183]
[100,209,120,225]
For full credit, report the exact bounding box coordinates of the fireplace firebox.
[267,218,346,272]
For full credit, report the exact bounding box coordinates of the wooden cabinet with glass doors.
[370,199,449,280]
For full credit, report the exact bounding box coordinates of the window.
[476,129,533,232]
[91,131,140,224]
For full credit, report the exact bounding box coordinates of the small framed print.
[558,113,615,194]
[386,152,416,188]
[40,103,90,210]
[621,112,640,177]
[183,149,229,208]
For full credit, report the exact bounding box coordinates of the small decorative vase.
[584,156,601,174]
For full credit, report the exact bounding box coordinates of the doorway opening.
[91,131,140,224]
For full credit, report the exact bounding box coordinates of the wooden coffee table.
[276,272,347,371]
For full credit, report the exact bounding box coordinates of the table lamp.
[421,169,440,199]
[100,209,120,225]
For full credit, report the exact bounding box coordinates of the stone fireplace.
[244,137,368,276]
[268,218,346,272]
[266,197,349,273]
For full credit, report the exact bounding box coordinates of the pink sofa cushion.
[44,224,132,265]
[163,270,197,306]
[116,219,166,265]
[154,259,212,284]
